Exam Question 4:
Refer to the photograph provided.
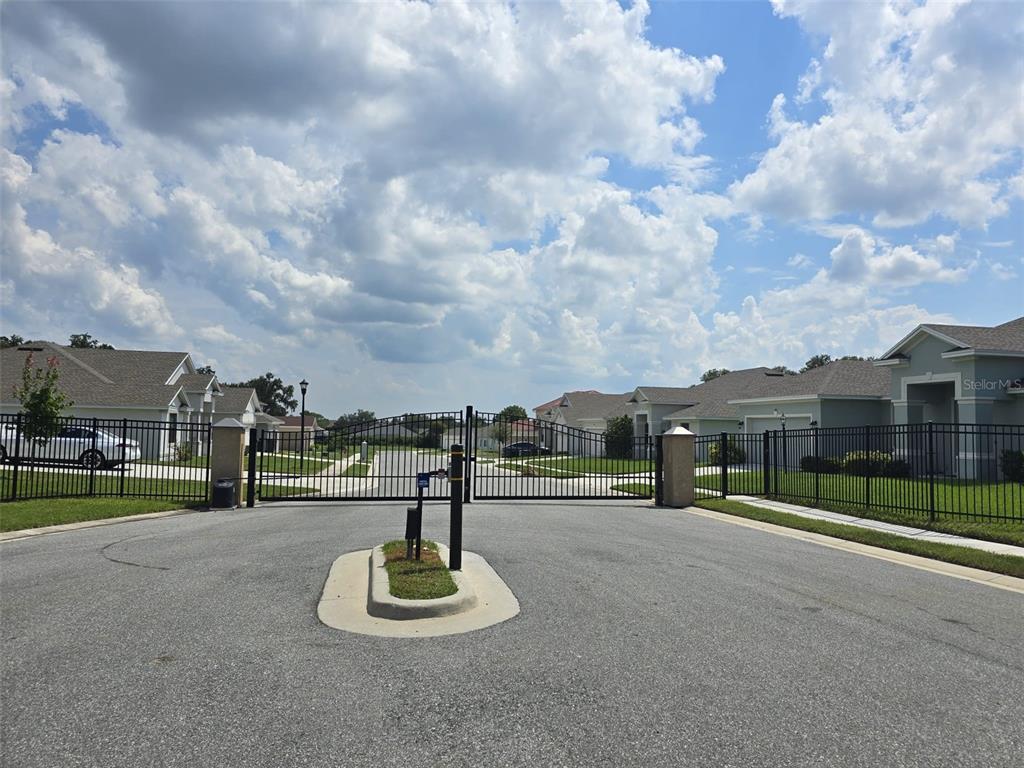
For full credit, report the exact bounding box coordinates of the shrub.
[604,415,634,460]
[880,459,912,478]
[174,443,194,463]
[842,450,902,477]
[709,437,746,466]
[1002,449,1024,483]
[800,455,842,474]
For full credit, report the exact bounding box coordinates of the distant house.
[216,386,283,448]
[534,390,633,454]
[277,415,327,451]
[0,342,201,459]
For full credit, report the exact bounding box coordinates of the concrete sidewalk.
[727,495,1024,558]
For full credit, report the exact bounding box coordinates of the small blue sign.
[416,473,430,489]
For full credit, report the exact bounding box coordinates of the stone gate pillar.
[662,426,696,508]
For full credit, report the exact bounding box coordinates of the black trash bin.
[211,478,236,508]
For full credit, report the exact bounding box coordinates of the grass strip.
[527,457,652,475]
[610,482,653,497]
[0,497,196,532]
[381,539,457,599]
[695,498,1024,579]
[342,462,370,477]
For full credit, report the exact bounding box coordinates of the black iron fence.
[694,423,1024,523]
[0,413,211,503]
[472,412,654,500]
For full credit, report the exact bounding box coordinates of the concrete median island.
[318,541,519,638]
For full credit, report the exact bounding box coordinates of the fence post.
[772,430,779,498]
[247,428,258,508]
[463,405,473,505]
[719,432,729,498]
[449,443,464,571]
[10,413,22,501]
[88,417,98,497]
[927,421,936,524]
[654,434,664,505]
[863,425,871,509]
[119,418,127,498]
[813,425,820,507]
[762,431,771,496]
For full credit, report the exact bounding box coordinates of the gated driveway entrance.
[251,407,661,503]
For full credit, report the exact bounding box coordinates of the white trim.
[941,349,1024,360]
[880,325,966,360]
[956,397,1000,404]
[898,371,962,401]
[873,357,909,368]
[728,394,820,405]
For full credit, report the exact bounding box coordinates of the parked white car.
[0,423,141,469]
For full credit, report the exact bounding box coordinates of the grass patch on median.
[695,498,1024,579]
[382,539,457,599]
[528,457,652,475]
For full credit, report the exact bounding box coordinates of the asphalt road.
[2,500,1022,767]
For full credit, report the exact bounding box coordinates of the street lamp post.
[299,379,309,475]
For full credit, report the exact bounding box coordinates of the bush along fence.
[0,413,211,504]
[694,423,1023,524]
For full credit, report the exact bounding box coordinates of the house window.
[168,413,178,444]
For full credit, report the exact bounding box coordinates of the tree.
[770,365,797,375]
[1,334,25,349]
[604,414,634,459]
[68,333,114,349]
[334,409,376,429]
[195,365,216,375]
[700,368,731,383]
[495,404,528,423]
[800,354,832,372]
[227,373,297,417]
[12,354,73,460]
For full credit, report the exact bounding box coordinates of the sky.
[1,0,1021,419]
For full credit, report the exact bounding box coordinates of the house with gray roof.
[534,390,632,454]
[216,386,283,449]
[875,316,1024,427]
[0,342,201,459]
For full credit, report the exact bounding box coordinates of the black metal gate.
[255,410,465,502]
[470,412,655,500]
[252,405,658,503]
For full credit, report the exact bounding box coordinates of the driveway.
[1,500,1022,767]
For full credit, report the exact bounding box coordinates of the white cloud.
[787,253,813,269]
[989,261,1019,281]
[732,0,1024,228]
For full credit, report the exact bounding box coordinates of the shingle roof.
[0,343,190,409]
[217,386,258,414]
[922,316,1024,353]
[665,362,890,421]
[662,368,784,420]
[631,386,701,405]
[558,392,633,427]
[178,373,218,391]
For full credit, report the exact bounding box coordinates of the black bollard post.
[449,444,463,571]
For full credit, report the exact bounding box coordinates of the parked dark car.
[501,442,551,458]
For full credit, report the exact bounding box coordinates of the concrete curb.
[367,543,477,619]
[0,506,202,543]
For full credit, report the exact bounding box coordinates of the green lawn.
[696,498,1024,579]
[382,539,457,599]
[500,461,583,478]
[525,457,652,475]
[0,468,208,502]
[253,454,337,475]
[696,469,1024,546]
[0,497,194,532]
[610,482,654,497]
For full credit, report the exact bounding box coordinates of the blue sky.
[1,0,1021,418]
